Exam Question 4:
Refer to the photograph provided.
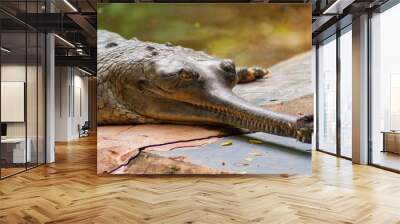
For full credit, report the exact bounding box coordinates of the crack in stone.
[109,133,236,173]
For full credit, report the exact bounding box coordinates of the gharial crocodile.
[97,30,313,143]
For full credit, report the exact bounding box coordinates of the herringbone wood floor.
[1,136,400,224]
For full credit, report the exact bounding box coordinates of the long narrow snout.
[196,89,313,143]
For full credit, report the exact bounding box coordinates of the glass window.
[339,28,352,158]
[0,1,46,179]
[1,31,28,177]
[318,36,337,154]
[27,31,38,169]
[371,3,400,171]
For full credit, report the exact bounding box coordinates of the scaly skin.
[97,30,313,143]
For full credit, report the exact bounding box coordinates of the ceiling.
[312,0,390,44]
[0,0,97,74]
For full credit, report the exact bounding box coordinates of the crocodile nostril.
[220,59,236,74]
[105,42,118,48]
[137,79,147,91]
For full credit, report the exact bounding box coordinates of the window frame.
[315,22,353,160]
[367,0,400,173]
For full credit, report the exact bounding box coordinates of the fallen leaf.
[248,152,264,156]
[234,162,249,166]
[249,139,263,144]
[244,157,253,162]
[220,140,233,146]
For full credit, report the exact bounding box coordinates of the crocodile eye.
[179,69,199,80]
[220,59,236,74]
[160,72,178,79]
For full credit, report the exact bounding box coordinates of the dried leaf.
[248,139,263,144]
[244,157,253,162]
[234,162,249,166]
[220,140,233,146]
[248,152,264,156]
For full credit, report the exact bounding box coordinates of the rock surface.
[97,124,228,174]
[112,152,228,174]
[234,51,312,106]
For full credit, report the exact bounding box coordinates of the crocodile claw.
[294,114,313,143]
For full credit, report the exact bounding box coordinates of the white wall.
[55,66,70,141]
[1,63,46,164]
[54,67,89,141]
[1,65,40,138]
[1,82,25,122]
[1,65,26,139]
[72,73,89,138]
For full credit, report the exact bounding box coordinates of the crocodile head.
[113,50,313,143]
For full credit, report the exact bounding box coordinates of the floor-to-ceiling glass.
[339,26,352,158]
[371,3,400,171]
[0,19,28,178]
[0,1,46,179]
[26,0,46,169]
[317,35,337,154]
[27,31,38,169]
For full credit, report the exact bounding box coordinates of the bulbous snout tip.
[219,59,236,74]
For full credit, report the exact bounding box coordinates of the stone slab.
[151,132,311,174]
[233,51,312,106]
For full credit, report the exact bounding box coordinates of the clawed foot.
[236,67,269,84]
[294,114,313,143]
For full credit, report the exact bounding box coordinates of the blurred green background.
[98,4,311,68]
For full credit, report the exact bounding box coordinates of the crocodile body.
[97,30,313,143]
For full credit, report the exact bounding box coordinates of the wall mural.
[97,4,313,175]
